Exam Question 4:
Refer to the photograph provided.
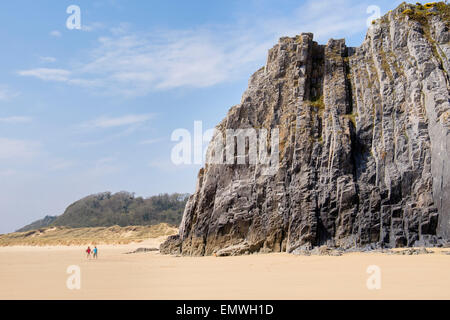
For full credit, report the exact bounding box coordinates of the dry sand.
[0,237,449,300]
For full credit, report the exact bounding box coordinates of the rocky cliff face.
[162,2,450,255]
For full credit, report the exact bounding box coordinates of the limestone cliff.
[162,2,450,255]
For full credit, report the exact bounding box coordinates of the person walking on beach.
[93,246,98,259]
[86,246,91,259]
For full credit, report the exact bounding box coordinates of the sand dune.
[0,236,449,300]
[0,223,178,246]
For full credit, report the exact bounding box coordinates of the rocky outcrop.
[162,3,450,255]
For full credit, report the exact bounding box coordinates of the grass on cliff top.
[0,223,178,247]
[402,2,450,27]
[401,2,448,69]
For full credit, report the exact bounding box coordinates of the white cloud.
[17,68,71,82]
[82,113,154,129]
[19,0,387,97]
[90,157,121,176]
[0,85,19,101]
[0,138,40,160]
[139,138,164,145]
[110,22,131,36]
[39,56,57,63]
[81,22,105,32]
[80,29,270,93]
[0,116,32,124]
[50,30,62,37]
[74,139,106,147]
[18,29,270,96]
[75,115,154,147]
[49,159,76,171]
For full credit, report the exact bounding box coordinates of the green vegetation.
[389,52,406,77]
[379,49,393,81]
[16,215,58,232]
[424,2,437,9]
[18,192,189,231]
[402,9,414,15]
[310,96,324,108]
[435,2,450,26]
[402,6,429,24]
[403,128,410,143]
[308,95,325,118]
[442,111,450,123]
[400,2,449,70]
[401,2,449,27]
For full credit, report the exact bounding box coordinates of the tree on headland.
[17,192,189,231]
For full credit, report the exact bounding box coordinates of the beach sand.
[0,237,449,300]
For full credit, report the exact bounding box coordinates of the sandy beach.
[0,237,449,300]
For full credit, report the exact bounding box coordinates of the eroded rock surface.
[162,3,450,256]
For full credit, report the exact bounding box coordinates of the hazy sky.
[0,0,403,233]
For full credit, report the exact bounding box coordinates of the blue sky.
[0,0,403,233]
